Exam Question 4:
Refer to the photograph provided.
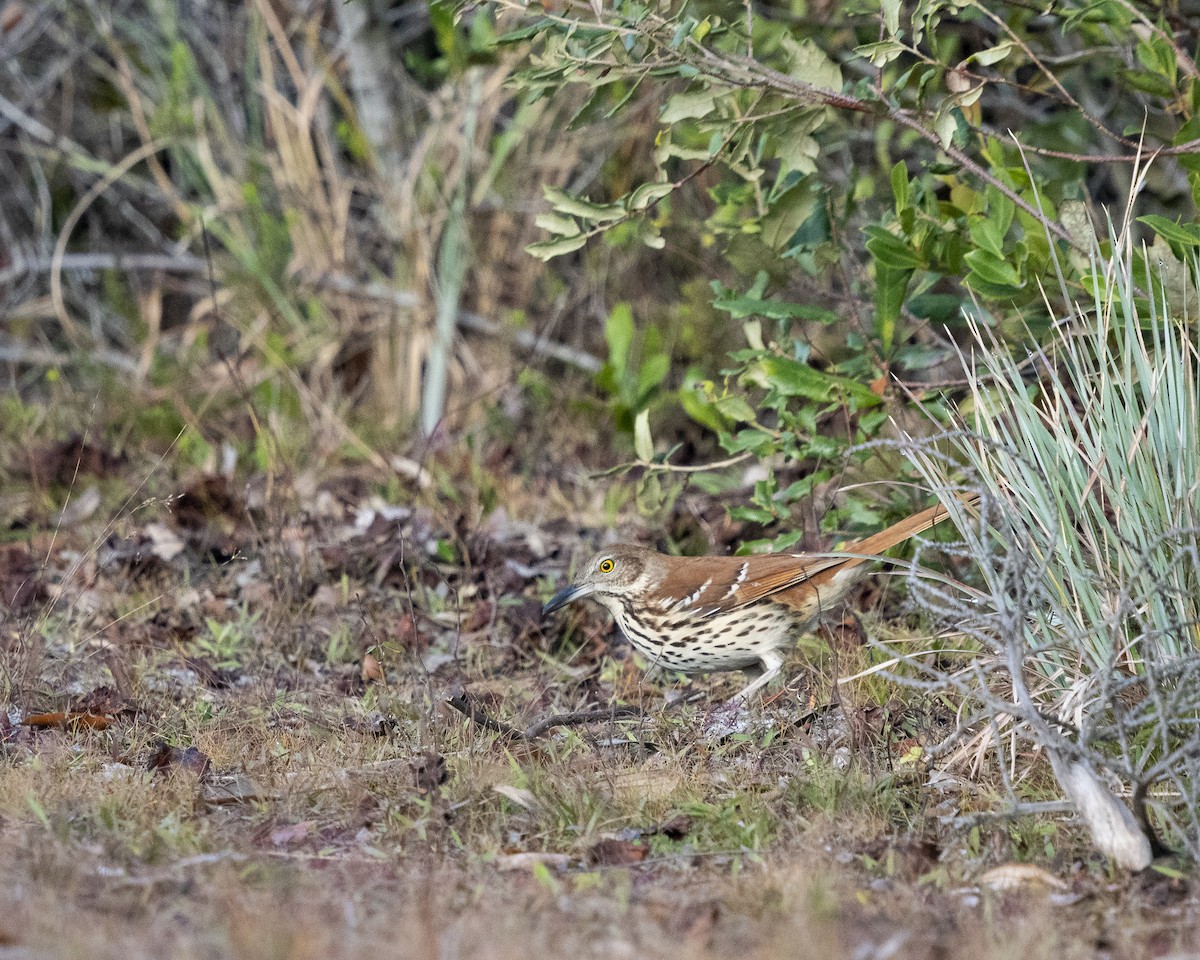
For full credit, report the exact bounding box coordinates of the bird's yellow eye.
[598,558,615,573]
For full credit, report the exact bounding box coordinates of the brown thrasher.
[542,498,967,701]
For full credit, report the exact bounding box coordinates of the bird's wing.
[667,496,971,617]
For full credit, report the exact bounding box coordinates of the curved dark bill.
[542,583,593,617]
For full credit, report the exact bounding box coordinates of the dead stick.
[523,706,643,739]
[445,690,688,740]
[445,690,524,739]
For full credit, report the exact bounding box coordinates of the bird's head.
[541,545,657,616]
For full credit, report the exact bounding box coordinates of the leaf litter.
[0,448,1196,960]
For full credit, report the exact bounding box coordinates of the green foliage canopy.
[494,0,1200,535]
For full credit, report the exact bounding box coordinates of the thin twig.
[49,139,171,346]
[645,452,754,474]
[445,690,524,738]
[315,273,602,373]
[524,705,644,738]
[445,689,697,740]
[0,251,207,285]
[941,800,1077,829]
[0,340,141,374]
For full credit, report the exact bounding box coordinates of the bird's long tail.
[845,490,980,561]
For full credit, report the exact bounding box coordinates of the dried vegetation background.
[1,0,1199,957]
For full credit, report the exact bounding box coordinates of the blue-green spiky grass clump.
[960,238,1198,684]
[906,206,1200,860]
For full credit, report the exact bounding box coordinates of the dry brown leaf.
[147,743,211,779]
[412,751,447,793]
[587,838,648,867]
[650,814,693,840]
[361,652,383,682]
[0,543,43,612]
[78,685,130,717]
[495,852,572,872]
[145,522,185,561]
[240,580,274,608]
[978,863,1069,892]
[204,774,276,805]
[270,820,316,847]
[28,435,123,486]
[493,784,542,814]
[24,712,110,730]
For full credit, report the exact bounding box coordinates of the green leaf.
[25,791,51,829]
[495,19,552,45]
[655,138,715,164]
[891,161,910,213]
[864,226,924,269]
[634,409,653,462]
[934,108,957,149]
[969,218,1005,257]
[604,303,634,371]
[804,434,842,458]
[530,860,560,893]
[1059,200,1096,269]
[776,133,820,179]
[604,74,647,120]
[963,249,1022,287]
[627,181,674,211]
[729,504,777,524]
[856,40,906,66]
[534,212,580,236]
[754,357,882,407]
[909,292,968,324]
[1138,215,1200,248]
[429,1,465,73]
[779,475,818,503]
[723,428,777,455]
[760,186,818,251]
[783,36,843,91]
[1136,36,1176,84]
[660,89,719,123]
[950,84,984,109]
[987,187,1016,237]
[880,0,901,35]
[543,186,625,222]
[679,378,729,434]
[971,40,1016,66]
[875,265,913,352]
[712,295,840,324]
[1116,68,1174,99]
[715,395,758,423]
[636,352,670,401]
[525,234,588,260]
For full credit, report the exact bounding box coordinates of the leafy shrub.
[503,0,1200,530]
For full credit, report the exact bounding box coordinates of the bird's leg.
[704,651,786,740]
[728,650,786,703]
